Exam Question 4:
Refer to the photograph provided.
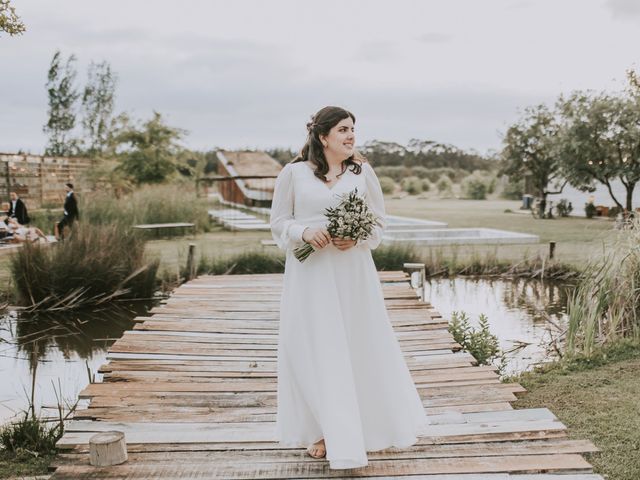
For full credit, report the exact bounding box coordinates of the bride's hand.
[332,237,357,250]
[302,227,331,249]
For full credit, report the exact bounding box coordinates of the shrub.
[0,413,61,455]
[372,243,421,270]
[461,171,496,199]
[420,178,431,192]
[436,175,453,196]
[585,202,596,218]
[501,177,524,200]
[378,176,396,194]
[10,223,159,310]
[400,176,423,195]
[556,199,573,217]
[461,174,488,199]
[608,205,622,218]
[448,311,502,366]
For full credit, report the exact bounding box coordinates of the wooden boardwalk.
[52,272,602,479]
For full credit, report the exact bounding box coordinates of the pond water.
[0,305,149,425]
[424,278,572,375]
[0,278,571,425]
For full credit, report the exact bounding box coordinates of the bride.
[270,106,429,469]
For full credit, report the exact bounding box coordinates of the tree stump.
[89,431,128,466]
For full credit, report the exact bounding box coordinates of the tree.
[500,104,567,217]
[81,61,118,157]
[0,0,25,36]
[43,50,80,156]
[558,91,640,212]
[115,112,186,184]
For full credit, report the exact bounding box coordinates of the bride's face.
[321,117,355,160]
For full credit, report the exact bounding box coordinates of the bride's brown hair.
[292,106,365,182]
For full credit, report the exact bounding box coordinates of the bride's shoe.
[306,438,326,459]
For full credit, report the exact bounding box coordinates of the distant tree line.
[501,69,640,217]
[267,141,496,173]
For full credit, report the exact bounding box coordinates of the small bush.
[420,178,431,192]
[501,177,524,200]
[556,199,573,217]
[461,171,496,200]
[448,311,502,366]
[10,223,159,310]
[0,413,61,455]
[372,243,421,270]
[585,202,596,218]
[436,175,453,196]
[401,176,423,195]
[378,176,396,194]
[608,205,622,218]
[461,176,488,199]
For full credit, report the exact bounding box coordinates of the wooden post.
[549,241,556,260]
[186,243,197,281]
[403,262,426,302]
[89,431,127,466]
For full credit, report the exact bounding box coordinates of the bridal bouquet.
[294,187,378,262]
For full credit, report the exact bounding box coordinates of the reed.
[565,218,640,357]
[10,223,159,311]
[80,182,212,232]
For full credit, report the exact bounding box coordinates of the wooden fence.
[0,153,93,208]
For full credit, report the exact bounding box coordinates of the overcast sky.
[2,0,639,155]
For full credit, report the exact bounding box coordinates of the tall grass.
[420,245,578,280]
[10,223,159,311]
[565,218,640,357]
[191,243,423,277]
[80,183,212,232]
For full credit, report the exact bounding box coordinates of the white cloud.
[1,0,639,155]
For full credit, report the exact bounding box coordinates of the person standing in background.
[54,183,79,240]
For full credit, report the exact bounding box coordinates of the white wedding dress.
[270,160,430,469]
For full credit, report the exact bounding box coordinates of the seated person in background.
[1,201,9,220]
[8,191,30,225]
[0,202,12,241]
[5,218,48,243]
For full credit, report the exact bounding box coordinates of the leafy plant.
[0,413,61,455]
[448,311,502,366]
[556,198,573,217]
[585,202,597,218]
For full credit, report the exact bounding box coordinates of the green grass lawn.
[385,196,616,267]
[512,343,640,480]
[144,196,619,278]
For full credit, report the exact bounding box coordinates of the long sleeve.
[270,163,308,251]
[357,162,387,250]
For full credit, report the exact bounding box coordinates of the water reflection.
[12,306,144,369]
[424,278,574,374]
[499,278,572,324]
[0,303,151,424]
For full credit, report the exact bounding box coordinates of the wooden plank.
[50,454,592,478]
[51,270,598,479]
